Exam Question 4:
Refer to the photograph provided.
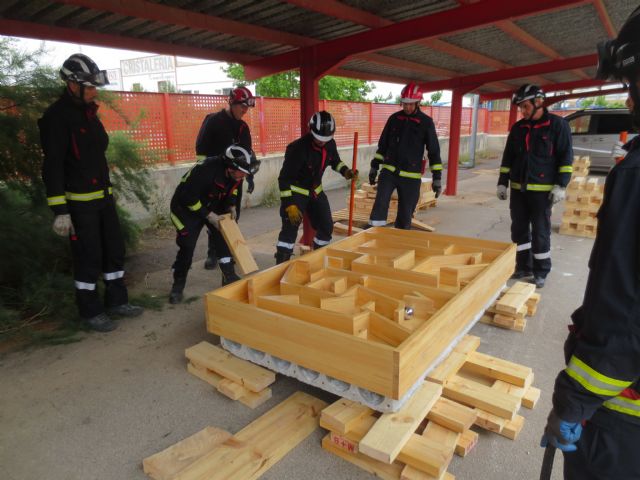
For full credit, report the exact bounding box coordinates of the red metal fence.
[98,91,575,165]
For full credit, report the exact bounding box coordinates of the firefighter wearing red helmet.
[274,111,357,264]
[38,54,143,332]
[497,83,573,289]
[541,6,640,478]
[194,86,255,271]
[368,82,443,229]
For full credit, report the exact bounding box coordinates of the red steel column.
[161,92,176,165]
[445,88,464,196]
[300,58,320,247]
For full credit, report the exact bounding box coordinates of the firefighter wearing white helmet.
[168,144,261,303]
[195,86,256,271]
[497,82,573,289]
[274,111,357,264]
[542,6,640,478]
[38,54,143,332]
[368,82,443,230]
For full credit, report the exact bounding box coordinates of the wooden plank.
[455,429,478,457]
[399,422,457,479]
[443,375,521,420]
[218,214,259,275]
[187,363,272,409]
[503,414,525,440]
[495,282,535,315]
[333,222,364,235]
[410,218,436,232]
[174,392,326,480]
[523,386,541,409]
[427,397,477,433]
[464,351,534,388]
[143,427,232,480]
[427,335,480,385]
[322,434,404,480]
[474,409,506,433]
[359,381,442,464]
[320,398,375,435]
[185,342,275,393]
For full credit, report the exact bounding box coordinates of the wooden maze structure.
[205,228,515,411]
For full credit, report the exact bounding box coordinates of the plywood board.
[218,214,259,275]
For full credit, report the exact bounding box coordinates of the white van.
[565,109,638,172]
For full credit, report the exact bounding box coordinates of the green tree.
[223,63,373,101]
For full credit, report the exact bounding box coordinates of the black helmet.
[60,53,109,87]
[225,144,260,175]
[309,111,335,142]
[596,6,640,81]
[512,84,545,105]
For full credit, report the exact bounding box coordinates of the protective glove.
[52,214,75,237]
[206,211,220,230]
[432,179,442,198]
[611,140,627,162]
[540,409,582,452]
[369,168,379,186]
[246,175,255,194]
[344,168,358,181]
[496,185,508,201]
[285,205,303,226]
[549,185,566,205]
[228,208,237,221]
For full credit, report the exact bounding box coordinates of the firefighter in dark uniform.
[497,84,573,289]
[39,54,143,332]
[274,111,357,264]
[541,8,640,478]
[368,82,443,229]
[168,145,260,303]
[195,86,255,271]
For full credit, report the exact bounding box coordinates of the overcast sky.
[4,35,425,102]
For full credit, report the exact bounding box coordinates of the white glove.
[611,140,627,161]
[496,185,508,201]
[206,211,220,230]
[549,185,566,205]
[52,214,75,236]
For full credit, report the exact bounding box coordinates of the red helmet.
[229,86,255,107]
[400,83,423,103]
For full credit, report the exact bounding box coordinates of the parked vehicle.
[565,108,638,172]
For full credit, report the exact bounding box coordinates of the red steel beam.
[480,78,614,101]
[419,54,597,92]
[0,18,258,64]
[245,0,589,80]
[55,0,315,47]
[592,0,616,38]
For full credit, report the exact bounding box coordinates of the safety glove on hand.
[540,409,582,452]
[246,175,255,194]
[432,179,442,198]
[53,214,75,237]
[496,185,508,201]
[206,211,221,230]
[285,205,303,226]
[368,167,379,186]
[549,185,566,205]
[344,168,358,181]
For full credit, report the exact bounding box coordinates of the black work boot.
[106,304,144,318]
[531,276,546,289]
[220,262,241,286]
[274,251,292,265]
[169,277,186,304]
[84,312,117,332]
[511,269,533,280]
[204,255,217,270]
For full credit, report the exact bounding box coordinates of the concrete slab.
[0,162,591,480]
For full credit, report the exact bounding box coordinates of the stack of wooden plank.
[143,392,326,480]
[321,335,540,479]
[558,155,602,239]
[559,176,603,239]
[480,282,541,332]
[332,180,436,227]
[185,342,275,409]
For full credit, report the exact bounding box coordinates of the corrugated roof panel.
[515,4,609,58]
[381,44,490,75]
[340,60,433,83]
[444,26,549,67]
[604,0,637,31]
[340,0,457,22]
